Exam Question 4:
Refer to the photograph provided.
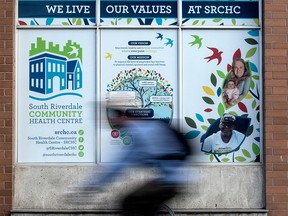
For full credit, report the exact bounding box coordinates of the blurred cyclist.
[85,106,191,215]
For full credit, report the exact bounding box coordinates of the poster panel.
[183,29,261,163]
[17,30,96,162]
[100,0,178,26]
[100,29,178,162]
[18,0,96,26]
[182,0,259,27]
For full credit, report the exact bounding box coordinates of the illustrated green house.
[29,52,82,94]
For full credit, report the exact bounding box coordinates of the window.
[48,62,51,72]
[17,0,262,164]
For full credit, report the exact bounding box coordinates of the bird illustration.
[68,46,79,57]
[204,47,223,65]
[156,32,163,40]
[165,38,174,47]
[105,52,112,60]
[188,35,203,48]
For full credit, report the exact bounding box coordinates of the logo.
[29,37,83,101]
[111,129,120,138]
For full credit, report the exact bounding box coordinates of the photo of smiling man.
[201,113,246,154]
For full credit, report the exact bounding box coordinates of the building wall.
[0,0,13,216]
[264,1,288,216]
[0,0,287,215]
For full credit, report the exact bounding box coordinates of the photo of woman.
[222,58,251,108]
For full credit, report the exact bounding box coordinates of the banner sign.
[182,0,259,26]
[101,0,177,18]
[18,0,96,26]
[100,0,177,26]
[182,1,259,19]
[100,29,178,162]
[17,30,96,162]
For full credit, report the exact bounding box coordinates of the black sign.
[101,1,177,18]
[182,1,259,19]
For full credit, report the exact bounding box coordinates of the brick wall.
[0,0,13,216]
[264,0,288,216]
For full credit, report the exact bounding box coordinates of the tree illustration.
[107,68,173,110]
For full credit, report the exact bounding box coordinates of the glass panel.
[100,29,178,162]
[183,29,261,163]
[17,29,97,162]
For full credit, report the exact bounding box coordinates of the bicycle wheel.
[156,203,176,216]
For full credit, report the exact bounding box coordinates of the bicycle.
[156,203,176,216]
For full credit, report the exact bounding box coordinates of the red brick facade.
[0,0,287,216]
[0,0,13,215]
[264,0,288,216]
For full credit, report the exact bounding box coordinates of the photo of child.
[222,58,251,108]
[223,79,240,108]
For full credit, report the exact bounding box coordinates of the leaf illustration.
[252,75,260,80]
[210,154,214,162]
[196,113,204,122]
[217,87,222,97]
[19,20,27,25]
[222,158,230,162]
[76,19,82,25]
[248,30,259,37]
[204,108,213,112]
[253,19,259,25]
[238,102,248,113]
[203,86,215,96]
[250,79,255,89]
[245,38,258,45]
[252,100,257,109]
[241,114,249,118]
[252,143,260,155]
[46,18,54,25]
[185,130,201,139]
[233,48,241,60]
[250,62,258,73]
[207,118,216,125]
[232,19,236,25]
[217,103,225,116]
[228,111,238,116]
[201,125,208,131]
[89,18,96,23]
[62,22,70,25]
[227,64,232,72]
[244,94,253,99]
[192,20,199,25]
[210,73,217,87]
[235,156,246,162]
[245,47,257,58]
[246,125,254,137]
[217,70,225,79]
[156,18,163,25]
[242,149,251,158]
[202,97,214,105]
[185,117,197,128]
[213,18,222,23]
